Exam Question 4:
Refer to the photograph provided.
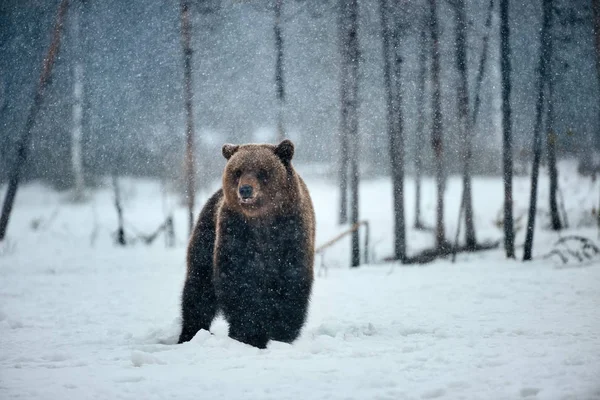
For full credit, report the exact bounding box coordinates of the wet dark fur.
[178,141,315,348]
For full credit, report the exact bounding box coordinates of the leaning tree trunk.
[428,0,446,250]
[472,0,495,126]
[274,0,286,141]
[180,0,196,236]
[500,0,515,258]
[453,0,477,249]
[0,0,69,242]
[415,27,427,230]
[339,0,361,267]
[70,0,85,202]
[524,0,552,261]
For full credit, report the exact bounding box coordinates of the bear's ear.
[222,144,239,160]
[274,139,294,164]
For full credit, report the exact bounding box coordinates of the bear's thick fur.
[178,140,315,348]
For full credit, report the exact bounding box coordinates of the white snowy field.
[1,161,599,400]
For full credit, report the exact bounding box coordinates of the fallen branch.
[555,235,600,253]
[137,216,174,246]
[544,249,568,264]
[542,235,600,264]
[315,220,370,265]
[384,240,500,265]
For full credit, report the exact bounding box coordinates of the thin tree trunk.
[274,0,285,141]
[338,125,349,225]
[428,0,446,250]
[415,28,427,230]
[0,0,69,242]
[112,174,126,246]
[338,0,349,225]
[339,0,361,266]
[591,0,600,233]
[180,0,196,236]
[390,4,406,261]
[454,0,477,249]
[500,0,515,258]
[71,0,85,202]
[472,0,495,126]
[454,0,494,253]
[379,0,406,261]
[379,0,394,159]
[546,13,561,231]
[348,0,361,268]
[524,0,552,261]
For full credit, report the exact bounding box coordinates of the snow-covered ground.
[1,161,599,400]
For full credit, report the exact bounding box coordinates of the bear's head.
[221,139,296,218]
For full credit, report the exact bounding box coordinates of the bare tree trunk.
[71,0,85,202]
[0,0,69,242]
[453,0,477,249]
[379,0,406,261]
[348,0,361,268]
[338,128,349,225]
[390,4,406,261]
[428,0,446,250]
[500,0,515,258]
[592,0,600,234]
[472,0,495,126]
[338,0,349,225]
[112,174,126,246]
[180,0,196,236]
[379,0,394,157]
[415,28,427,230]
[274,0,285,141]
[524,0,552,261]
[339,0,361,267]
[453,0,494,253]
[546,14,561,231]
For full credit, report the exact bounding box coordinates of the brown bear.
[178,139,315,349]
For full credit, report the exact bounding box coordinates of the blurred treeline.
[0,0,598,189]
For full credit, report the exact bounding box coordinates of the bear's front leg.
[227,316,269,349]
[266,276,312,343]
[178,273,217,343]
[178,193,221,344]
[217,278,270,349]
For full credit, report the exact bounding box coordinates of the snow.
[1,161,599,400]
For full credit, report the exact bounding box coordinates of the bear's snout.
[239,185,254,199]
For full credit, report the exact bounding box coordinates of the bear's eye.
[234,169,242,179]
[257,170,268,182]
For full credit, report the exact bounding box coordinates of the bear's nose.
[239,185,254,199]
